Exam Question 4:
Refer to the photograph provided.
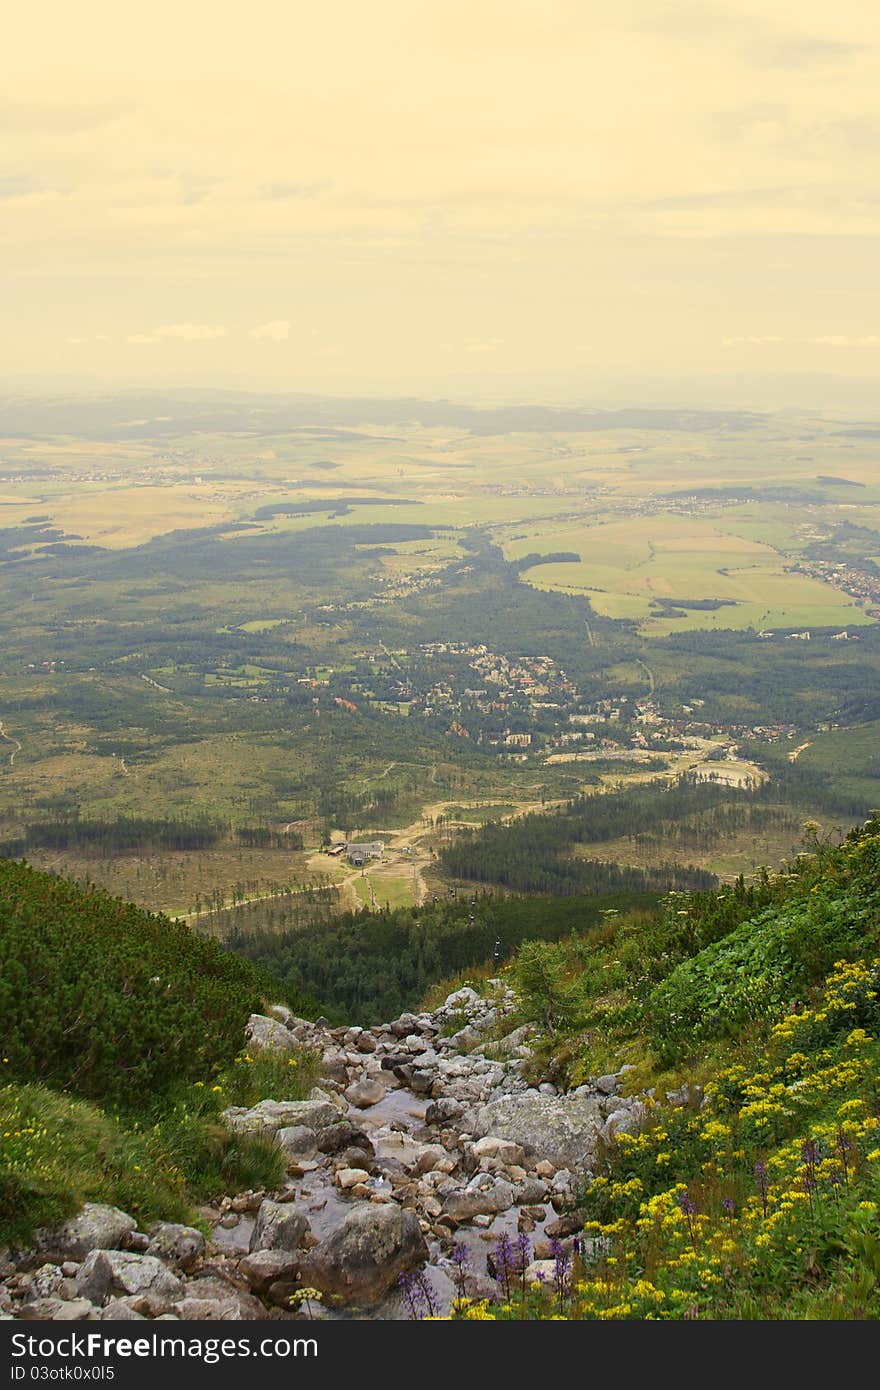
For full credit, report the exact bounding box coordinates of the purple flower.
[722,1197,734,1215]
[678,1192,698,1216]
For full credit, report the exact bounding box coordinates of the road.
[0,720,22,767]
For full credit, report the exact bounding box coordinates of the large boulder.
[249,1200,310,1253]
[473,1091,605,1171]
[246,1014,297,1053]
[34,1204,137,1264]
[222,1096,338,1137]
[76,1250,184,1306]
[301,1204,428,1305]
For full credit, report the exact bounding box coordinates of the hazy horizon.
[5,0,880,407]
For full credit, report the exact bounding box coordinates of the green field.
[502,512,872,634]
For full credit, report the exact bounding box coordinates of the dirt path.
[788,741,812,763]
[0,720,22,768]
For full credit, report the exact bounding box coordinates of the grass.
[0,1049,320,1249]
[502,514,871,634]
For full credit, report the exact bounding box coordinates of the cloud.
[722,336,785,346]
[127,323,226,344]
[250,320,291,341]
[463,337,503,354]
[810,335,880,347]
[723,334,880,348]
[757,36,863,69]
[258,182,327,201]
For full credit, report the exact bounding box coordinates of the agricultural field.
[1,390,879,925]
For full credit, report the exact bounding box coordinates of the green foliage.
[648,826,880,1063]
[0,860,271,1108]
[231,889,658,1024]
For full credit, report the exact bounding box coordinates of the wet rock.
[335,1167,371,1189]
[249,1200,310,1254]
[443,1178,515,1223]
[301,1204,428,1305]
[344,1078,386,1109]
[146,1223,205,1272]
[34,1204,137,1264]
[76,1251,184,1306]
[317,1121,373,1155]
[544,1213,584,1239]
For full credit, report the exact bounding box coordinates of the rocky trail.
[0,987,649,1322]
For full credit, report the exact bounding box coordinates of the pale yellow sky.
[4,0,880,401]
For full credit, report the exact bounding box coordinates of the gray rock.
[425,1097,465,1126]
[221,1097,338,1137]
[443,1178,515,1223]
[595,1074,619,1096]
[599,1101,647,1146]
[317,1121,373,1155]
[301,1204,428,1305]
[35,1204,137,1264]
[146,1223,205,1272]
[473,1091,605,1171]
[276,1125,319,1160]
[249,1200,310,1253]
[76,1251,184,1306]
[344,1078,386,1109]
[246,1013,298,1053]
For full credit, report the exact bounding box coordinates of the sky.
[3,0,880,405]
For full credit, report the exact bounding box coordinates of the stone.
[276,1126,319,1160]
[599,1101,647,1147]
[335,1167,371,1189]
[443,1179,515,1223]
[316,1121,373,1155]
[425,1097,465,1126]
[544,1213,584,1239]
[173,1277,265,1321]
[355,1033,377,1053]
[473,1091,605,1171]
[34,1204,137,1264]
[535,1160,556,1178]
[246,1014,298,1053]
[595,1074,619,1096]
[76,1251,184,1306]
[50,1300,94,1321]
[146,1223,205,1272]
[221,1097,338,1137]
[301,1204,428,1305]
[249,1199,310,1253]
[238,1250,300,1294]
[100,1300,147,1320]
[472,1136,526,1167]
[344,1078,386,1109]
